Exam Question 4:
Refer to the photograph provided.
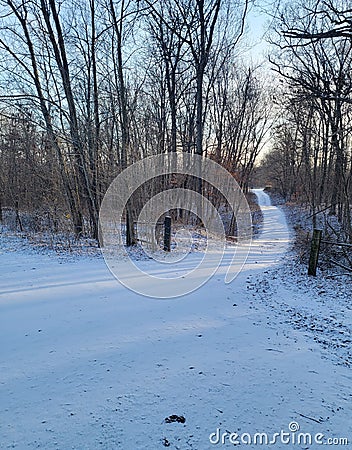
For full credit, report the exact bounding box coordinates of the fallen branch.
[306,204,333,219]
[329,259,352,273]
[325,273,351,279]
[322,240,352,248]
[294,412,324,424]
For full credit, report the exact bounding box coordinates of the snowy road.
[0,189,351,449]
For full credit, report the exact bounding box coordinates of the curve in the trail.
[245,188,291,268]
[219,187,291,280]
[252,188,272,207]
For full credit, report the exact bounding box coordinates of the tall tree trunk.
[109,0,136,245]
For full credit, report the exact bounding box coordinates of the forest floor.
[0,189,351,449]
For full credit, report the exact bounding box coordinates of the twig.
[294,412,323,424]
[329,259,352,272]
[322,240,352,248]
[306,204,332,219]
[325,273,351,279]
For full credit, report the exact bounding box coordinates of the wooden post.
[15,200,23,232]
[308,229,322,276]
[126,211,132,246]
[163,216,171,252]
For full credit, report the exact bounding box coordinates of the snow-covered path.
[0,190,351,449]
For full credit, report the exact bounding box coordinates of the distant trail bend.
[245,188,291,268]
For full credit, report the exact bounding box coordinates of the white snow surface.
[0,189,351,449]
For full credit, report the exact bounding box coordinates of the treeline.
[0,0,269,241]
[260,0,352,241]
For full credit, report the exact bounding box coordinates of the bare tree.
[267,0,352,240]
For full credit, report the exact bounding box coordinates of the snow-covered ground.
[0,189,351,449]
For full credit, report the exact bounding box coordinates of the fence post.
[126,211,132,246]
[164,216,171,252]
[308,229,322,276]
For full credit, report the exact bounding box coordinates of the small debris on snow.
[164,415,186,424]
[162,437,171,447]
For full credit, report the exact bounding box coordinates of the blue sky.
[244,1,276,64]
